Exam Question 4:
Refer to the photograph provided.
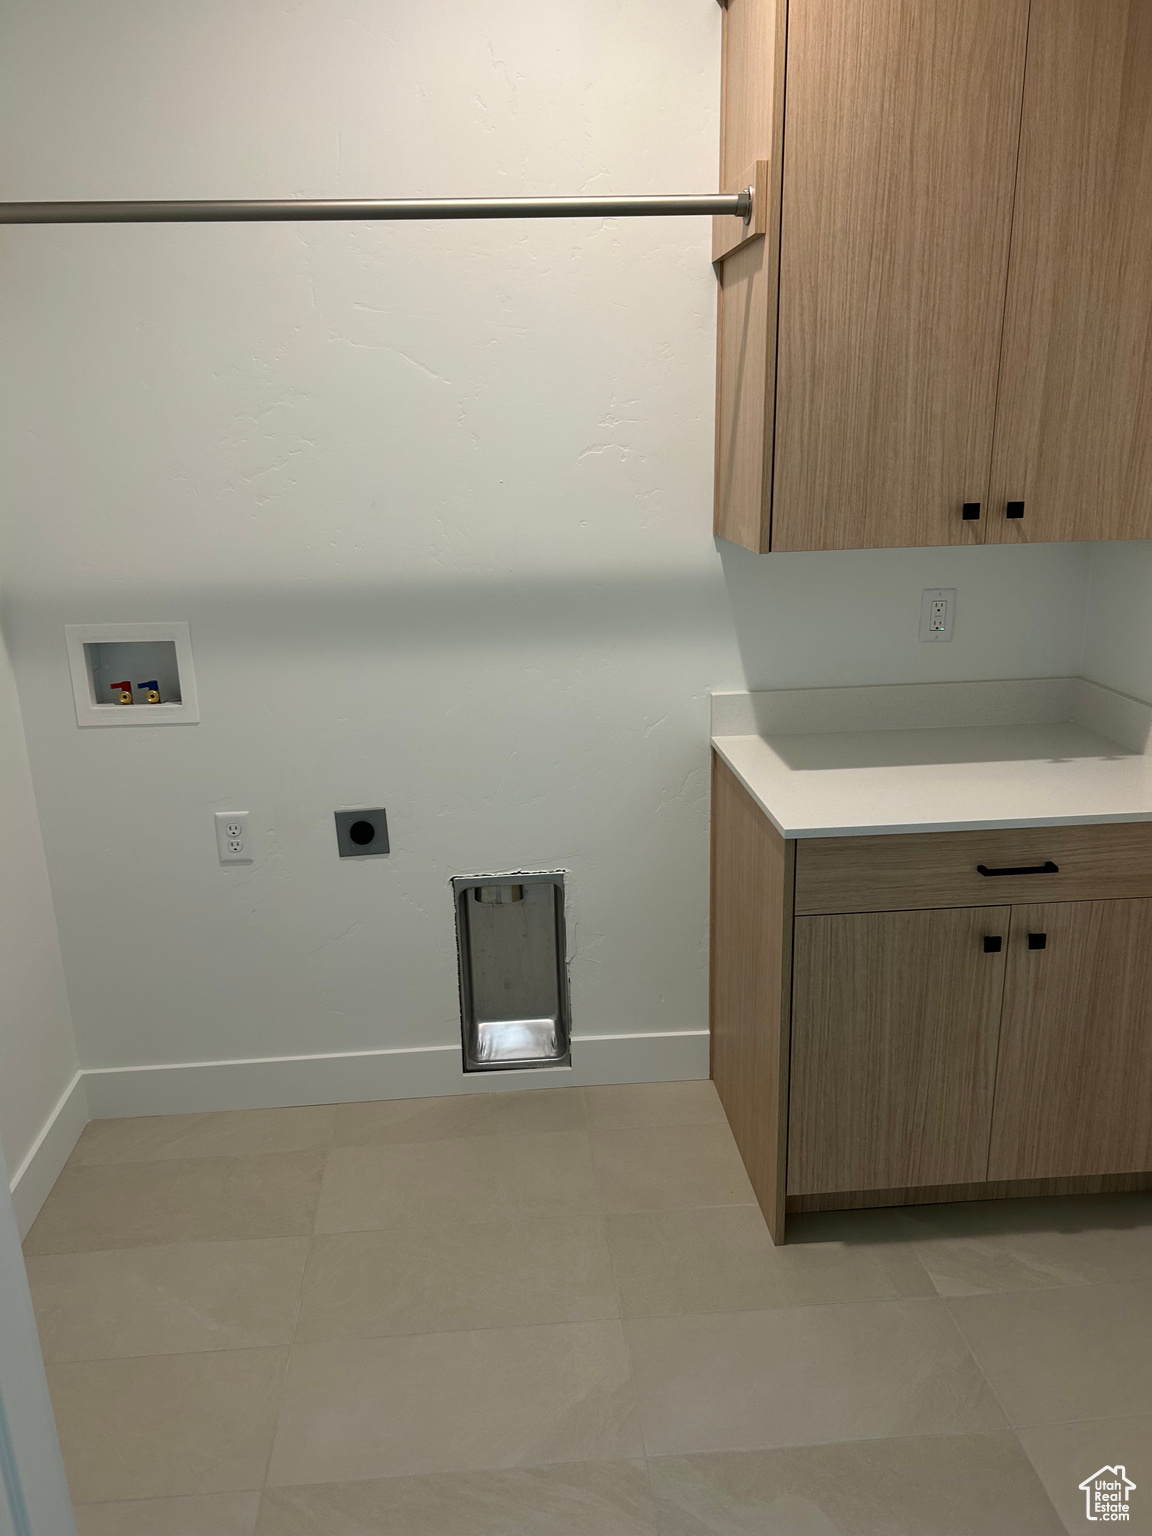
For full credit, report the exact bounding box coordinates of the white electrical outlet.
[214,810,253,864]
[919,587,956,643]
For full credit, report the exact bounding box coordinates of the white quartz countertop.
[711,682,1152,839]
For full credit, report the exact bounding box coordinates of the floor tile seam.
[69,1146,336,1169]
[638,1456,662,1536]
[600,1199,769,1218]
[40,1335,305,1368]
[26,1200,771,1255]
[619,1292,964,1327]
[291,1307,628,1349]
[263,1448,647,1493]
[933,1293,1028,1439]
[43,1341,291,1372]
[252,1452,656,1495]
[25,1234,313,1261]
[308,1209,615,1238]
[574,1087,593,1129]
[623,1296,1019,1448]
[311,1148,333,1233]
[312,1206,609,1235]
[908,1240,1152,1297]
[313,1199,767,1235]
[334,1120,594,1143]
[329,1124,593,1150]
[640,1431,1073,1534]
[71,1486,265,1508]
[585,1119,729,1133]
[614,1287,941,1322]
[638,1426,1042,1463]
[603,1203,762,1221]
[601,1219,655,1464]
[1008,1427,1090,1536]
[61,1148,333,1171]
[1013,1408,1152,1431]
[923,1273,1116,1300]
[263,1231,314,1491]
[24,1229,316,1258]
[637,1425,1049,1464]
[943,1273,1152,1312]
[287,1311,636,1351]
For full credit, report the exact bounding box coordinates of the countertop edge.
[710,736,1152,841]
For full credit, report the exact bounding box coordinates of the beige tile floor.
[20,1081,1152,1535]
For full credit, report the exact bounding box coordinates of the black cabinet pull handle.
[983,935,1003,953]
[1027,932,1047,950]
[976,861,1059,877]
[962,502,981,520]
[1006,500,1025,519]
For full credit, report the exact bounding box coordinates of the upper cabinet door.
[988,0,1152,544]
[770,0,1029,551]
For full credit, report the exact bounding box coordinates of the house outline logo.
[1079,1465,1136,1522]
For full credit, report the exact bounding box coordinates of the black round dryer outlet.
[335,808,390,858]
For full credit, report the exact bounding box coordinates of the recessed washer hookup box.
[452,872,571,1072]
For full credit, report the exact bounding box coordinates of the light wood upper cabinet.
[788,904,1008,1195]
[716,0,1152,553]
[989,898,1152,1180]
[772,0,1028,552]
[988,0,1152,544]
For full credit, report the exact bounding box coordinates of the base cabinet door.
[788,906,1009,1195]
[988,899,1152,1180]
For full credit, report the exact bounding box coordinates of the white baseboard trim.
[9,1073,90,1239]
[7,1036,709,1229]
[81,1031,710,1120]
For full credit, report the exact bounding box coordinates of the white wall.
[1081,542,1152,702]
[0,0,1092,1104]
[0,609,83,1221]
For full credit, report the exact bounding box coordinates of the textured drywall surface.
[1082,542,1152,703]
[0,0,1091,1076]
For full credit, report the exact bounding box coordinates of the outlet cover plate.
[919,588,956,643]
[335,808,390,858]
[215,810,252,864]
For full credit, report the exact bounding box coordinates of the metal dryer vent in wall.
[452,873,571,1072]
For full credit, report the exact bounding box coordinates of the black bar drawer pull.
[962,502,981,520]
[1027,932,1047,950]
[976,861,1059,877]
[983,935,1003,953]
[1006,500,1025,519]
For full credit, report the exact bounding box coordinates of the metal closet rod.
[0,190,752,225]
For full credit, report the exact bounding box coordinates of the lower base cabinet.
[710,753,1152,1242]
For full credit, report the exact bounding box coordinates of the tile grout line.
[934,1290,1071,1533]
[255,1132,333,1504]
[580,1086,662,1519]
[40,1245,1152,1369]
[42,1291,959,1369]
[1015,1407,1152,1431]
[597,1163,656,1498]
